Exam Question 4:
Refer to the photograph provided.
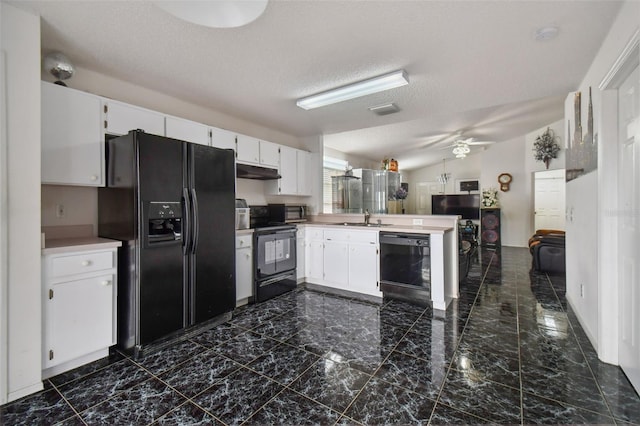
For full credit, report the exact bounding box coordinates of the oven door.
[255,229,297,279]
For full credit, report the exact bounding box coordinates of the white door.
[415,181,439,214]
[618,64,640,392]
[165,116,210,146]
[534,169,566,231]
[348,242,380,296]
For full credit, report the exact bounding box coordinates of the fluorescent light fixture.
[296,70,409,110]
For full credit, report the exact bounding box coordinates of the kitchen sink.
[331,222,392,227]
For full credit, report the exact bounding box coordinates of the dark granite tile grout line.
[336,303,430,422]
[427,249,498,424]
[47,379,88,426]
[543,272,621,422]
[515,253,526,426]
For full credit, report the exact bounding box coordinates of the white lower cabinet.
[323,240,349,288]
[304,227,381,297]
[236,234,253,304]
[296,227,305,282]
[42,246,118,378]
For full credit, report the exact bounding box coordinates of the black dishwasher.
[379,232,430,304]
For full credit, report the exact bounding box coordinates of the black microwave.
[268,204,307,223]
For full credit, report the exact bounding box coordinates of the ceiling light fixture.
[452,142,471,158]
[296,70,409,110]
[154,0,268,29]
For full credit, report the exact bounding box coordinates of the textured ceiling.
[12,0,622,170]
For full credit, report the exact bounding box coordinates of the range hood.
[236,163,281,180]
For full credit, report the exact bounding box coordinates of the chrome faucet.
[364,209,370,225]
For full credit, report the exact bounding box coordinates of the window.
[323,156,348,213]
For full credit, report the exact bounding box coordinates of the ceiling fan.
[439,136,496,158]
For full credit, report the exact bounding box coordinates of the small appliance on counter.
[235,199,250,230]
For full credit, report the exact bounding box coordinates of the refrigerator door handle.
[183,187,192,255]
[191,188,200,254]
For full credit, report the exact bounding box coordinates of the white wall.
[405,153,482,214]
[1,2,43,403]
[565,0,640,364]
[41,185,97,232]
[480,136,531,247]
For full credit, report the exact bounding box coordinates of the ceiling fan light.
[296,70,409,110]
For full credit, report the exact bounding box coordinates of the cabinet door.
[296,236,305,281]
[306,239,324,282]
[236,246,253,301]
[349,242,381,296]
[165,116,210,146]
[236,134,260,164]
[297,150,312,196]
[323,240,349,289]
[211,127,237,151]
[41,82,103,186]
[259,140,280,167]
[103,100,165,136]
[279,146,298,195]
[44,275,114,368]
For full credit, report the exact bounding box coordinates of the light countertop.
[300,222,453,235]
[42,237,122,255]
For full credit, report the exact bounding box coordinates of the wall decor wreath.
[533,127,561,169]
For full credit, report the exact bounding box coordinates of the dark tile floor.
[3,247,640,425]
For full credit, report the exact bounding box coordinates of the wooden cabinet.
[42,245,119,378]
[211,127,237,151]
[236,234,253,304]
[165,115,210,146]
[41,81,103,186]
[103,100,165,136]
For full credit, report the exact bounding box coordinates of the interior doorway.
[534,169,566,231]
[414,181,439,214]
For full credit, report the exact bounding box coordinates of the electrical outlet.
[56,204,65,218]
[412,218,423,225]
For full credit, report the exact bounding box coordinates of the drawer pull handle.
[101,280,111,286]
[81,260,92,267]
[90,175,98,181]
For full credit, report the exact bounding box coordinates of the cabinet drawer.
[306,227,324,240]
[323,229,348,242]
[51,251,114,277]
[348,230,378,244]
[236,234,253,248]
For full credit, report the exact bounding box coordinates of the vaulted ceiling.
[13,0,623,169]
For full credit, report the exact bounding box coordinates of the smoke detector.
[534,26,559,42]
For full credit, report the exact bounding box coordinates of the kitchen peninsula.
[303,213,459,310]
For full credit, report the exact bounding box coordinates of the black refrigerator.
[98,130,236,356]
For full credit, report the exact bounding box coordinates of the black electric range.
[249,206,297,302]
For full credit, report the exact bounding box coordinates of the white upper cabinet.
[297,150,312,196]
[210,127,237,151]
[267,147,312,196]
[103,100,165,137]
[41,81,103,186]
[165,115,210,146]
[236,134,260,164]
[278,145,298,195]
[259,140,280,167]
